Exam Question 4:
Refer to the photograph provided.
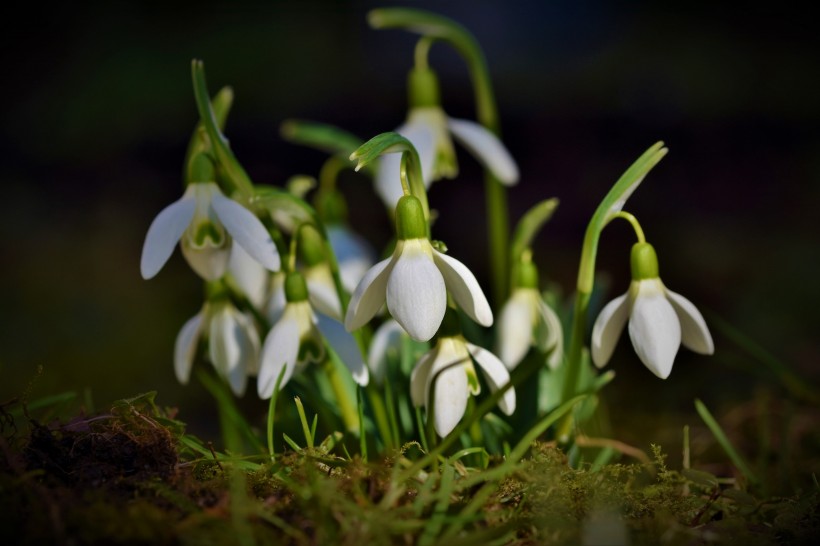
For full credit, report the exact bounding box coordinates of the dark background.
[2,1,817,447]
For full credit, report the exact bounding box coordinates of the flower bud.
[395,195,427,240]
[630,242,659,280]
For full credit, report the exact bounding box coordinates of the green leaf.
[280,119,364,157]
[510,198,559,261]
[695,399,759,485]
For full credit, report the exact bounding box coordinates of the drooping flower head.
[497,257,563,370]
[375,67,519,208]
[345,194,492,341]
[174,297,261,397]
[591,242,714,379]
[411,309,515,437]
[258,271,369,399]
[140,154,280,281]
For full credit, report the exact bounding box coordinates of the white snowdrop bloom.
[410,313,515,437]
[375,68,519,208]
[174,300,261,397]
[366,319,408,385]
[344,195,492,342]
[591,243,714,379]
[497,287,563,371]
[140,178,280,281]
[257,272,368,399]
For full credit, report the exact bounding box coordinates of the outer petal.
[317,315,369,386]
[374,121,436,208]
[368,319,405,384]
[467,342,516,415]
[628,283,681,379]
[305,265,343,322]
[228,243,269,309]
[208,305,259,396]
[410,350,436,407]
[496,291,533,370]
[536,298,564,370]
[387,240,446,341]
[174,313,203,385]
[257,317,300,398]
[140,196,196,279]
[266,272,287,324]
[432,249,493,327]
[447,117,519,185]
[431,361,469,437]
[665,288,714,355]
[210,192,281,272]
[345,256,395,332]
[591,293,630,368]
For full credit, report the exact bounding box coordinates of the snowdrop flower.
[174,300,260,397]
[411,311,515,437]
[367,319,406,384]
[227,243,270,310]
[140,155,280,281]
[345,195,492,342]
[258,272,368,398]
[591,242,714,379]
[375,67,519,208]
[498,288,563,371]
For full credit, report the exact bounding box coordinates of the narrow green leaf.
[695,398,759,484]
[280,119,363,157]
[510,198,559,261]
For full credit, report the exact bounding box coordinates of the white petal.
[228,244,269,309]
[317,314,369,386]
[536,298,565,370]
[447,117,519,185]
[467,342,516,415]
[628,284,681,379]
[257,317,300,398]
[591,293,630,368]
[387,240,446,341]
[432,363,469,437]
[266,272,287,324]
[208,305,257,396]
[140,196,196,279]
[409,350,435,408]
[432,249,493,327]
[345,256,395,331]
[174,313,203,385]
[496,291,534,370]
[327,225,376,292]
[211,192,281,272]
[368,319,405,385]
[306,265,343,322]
[665,288,714,355]
[235,311,262,376]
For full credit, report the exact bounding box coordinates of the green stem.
[321,357,359,435]
[368,7,508,305]
[366,385,395,451]
[557,143,668,442]
[610,211,646,243]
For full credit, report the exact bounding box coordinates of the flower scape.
[2,7,819,546]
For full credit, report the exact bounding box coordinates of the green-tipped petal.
[345,256,394,332]
[210,192,281,272]
[258,316,300,398]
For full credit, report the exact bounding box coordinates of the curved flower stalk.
[258,272,369,399]
[174,299,261,397]
[345,195,492,341]
[410,311,515,437]
[375,66,518,208]
[140,161,281,281]
[591,242,714,379]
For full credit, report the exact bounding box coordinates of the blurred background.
[1,1,817,456]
